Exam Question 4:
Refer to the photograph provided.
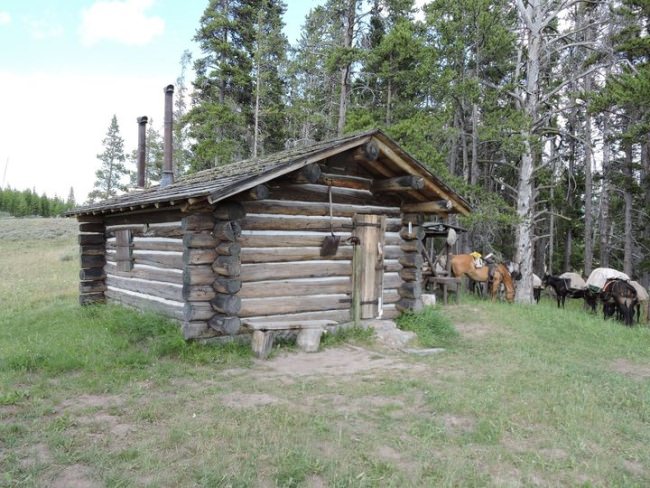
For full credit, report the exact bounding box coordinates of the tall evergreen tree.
[88,115,128,202]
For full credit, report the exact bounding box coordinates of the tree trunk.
[337,0,356,136]
[470,103,479,186]
[583,84,594,277]
[623,143,634,277]
[599,114,611,268]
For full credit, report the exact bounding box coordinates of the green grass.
[1,218,650,487]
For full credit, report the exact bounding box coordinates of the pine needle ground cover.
[1,217,649,487]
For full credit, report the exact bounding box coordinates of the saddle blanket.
[586,267,630,291]
[558,272,586,290]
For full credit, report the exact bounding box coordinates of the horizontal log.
[213,202,246,220]
[106,262,183,284]
[215,241,241,256]
[183,248,217,265]
[269,184,376,205]
[106,287,183,320]
[318,172,372,190]
[245,319,335,331]
[208,315,241,335]
[141,223,183,238]
[212,277,242,294]
[105,223,147,235]
[238,277,351,299]
[182,321,214,340]
[80,281,107,293]
[399,267,422,282]
[399,240,422,253]
[401,213,425,225]
[134,250,183,269]
[183,301,215,321]
[104,209,184,226]
[183,232,218,249]
[76,215,104,223]
[210,294,242,315]
[182,264,215,286]
[383,289,400,304]
[241,261,352,282]
[241,246,354,264]
[80,293,105,306]
[240,294,349,318]
[239,231,352,248]
[399,253,423,269]
[182,284,216,301]
[130,237,182,252]
[80,244,104,256]
[384,245,403,260]
[396,298,424,313]
[79,267,105,281]
[79,234,105,245]
[212,255,241,277]
[243,309,350,325]
[371,175,424,193]
[241,214,351,232]
[287,163,321,184]
[399,225,424,241]
[244,184,270,201]
[385,232,401,246]
[81,254,106,268]
[382,304,400,319]
[213,221,242,241]
[242,200,400,218]
[384,272,401,289]
[106,275,183,302]
[401,200,452,214]
[384,259,401,272]
[79,222,105,233]
[398,282,422,299]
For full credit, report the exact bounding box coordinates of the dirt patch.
[610,359,650,380]
[442,414,476,434]
[622,459,646,476]
[20,443,52,468]
[454,322,498,339]
[49,464,100,488]
[252,345,427,379]
[305,475,327,488]
[59,394,125,411]
[219,392,285,409]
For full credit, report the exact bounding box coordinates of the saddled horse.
[601,279,638,326]
[542,274,584,308]
[450,254,515,302]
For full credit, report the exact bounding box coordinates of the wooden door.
[352,214,387,320]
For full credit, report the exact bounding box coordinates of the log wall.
[78,215,106,305]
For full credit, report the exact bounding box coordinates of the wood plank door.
[352,214,387,320]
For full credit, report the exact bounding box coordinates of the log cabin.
[68,105,470,357]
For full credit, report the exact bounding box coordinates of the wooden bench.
[242,320,337,359]
[426,276,462,304]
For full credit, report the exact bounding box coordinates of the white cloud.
[0,11,11,26]
[79,0,164,47]
[27,18,64,40]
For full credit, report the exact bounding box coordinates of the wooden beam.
[288,163,322,184]
[318,172,372,190]
[401,200,452,214]
[371,175,424,193]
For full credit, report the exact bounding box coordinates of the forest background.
[2,0,648,303]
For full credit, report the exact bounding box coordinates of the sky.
[0,0,324,202]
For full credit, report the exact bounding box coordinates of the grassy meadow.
[1,216,649,487]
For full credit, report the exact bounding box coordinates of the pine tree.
[174,50,193,176]
[66,187,76,208]
[88,115,128,202]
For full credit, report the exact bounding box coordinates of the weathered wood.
[288,163,322,184]
[241,246,353,264]
[79,293,105,305]
[269,184,376,205]
[251,330,274,359]
[399,239,422,253]
[353,214,386,319]
[134,251,183,269]
[210,294,242,315]
[318,173,372,190]
[212,255,241,277]
[106,262,183,284]
[106,288,183,320]
[182,321,213,340]
[401,213,425,225]
[383,289,400,304]
[243,309,350,324]
[360,140,379,161]
[395,298,424,312]
[105,223,148,235]
[183,301,215,321]
[106,275,183,301]
[182,264,215,286]
[241,261,351,282]
[382,304,400,319]
[401,200,453,214]
[81,254,106,268]
[182,284,216,301]
[76,215,104,223]
[241,214,352,232]
[80,281,107,293]
[240,294,349,318]
[183,248,218,265]
[242,200,400,218]
[79,222,105,233]
[215,241,241,256]
[371,175,424,193]
[105,209,184,226]
[208,315,241,335]
[213,202,246,220]
[351,242,362,325]
[384,259,401,273]
[245,320,334,331]
[399,267,422,282]
[242,184,270,201]
[239,277,350,299]
[398,282,422,299]
[79,234,105,245]
[183,232,218,249]
[239,231,352,248]
[141,223,183,238]
[80,267,105,281]
[181,213,214,231]
[212,277,242,294]
[131,237,183,252]
[399,225,424,241]
[80,244,104,256]
[399,253,423,269]
[213,221,242,241]
[384,272,401,289]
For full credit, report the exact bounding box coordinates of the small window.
[115,229,133,272]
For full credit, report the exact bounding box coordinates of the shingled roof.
[68,129,471,216]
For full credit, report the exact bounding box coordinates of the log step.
[243,319,336,331]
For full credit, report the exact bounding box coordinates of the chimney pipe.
[161,84,175,187]
[136,116,148,188]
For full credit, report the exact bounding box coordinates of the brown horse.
[450,254,515,302]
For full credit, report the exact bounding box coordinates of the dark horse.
[601,279,638,326]
[542,274,584,308]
